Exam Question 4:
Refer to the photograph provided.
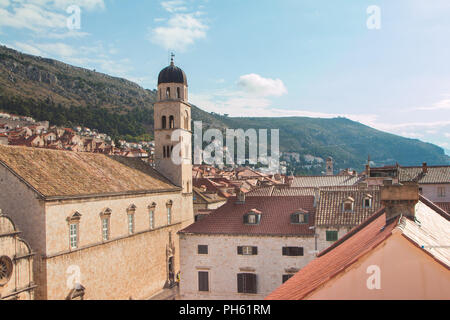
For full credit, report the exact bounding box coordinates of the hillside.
[0,45,448,172]
[214,115,450,172]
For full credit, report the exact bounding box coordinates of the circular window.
[0,256,13,286]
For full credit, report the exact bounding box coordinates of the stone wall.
[179,234,316,300]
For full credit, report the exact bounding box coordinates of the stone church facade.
[0,211,35,300]
[0,60,194,300]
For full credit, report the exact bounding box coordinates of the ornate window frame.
[67,212,82,250]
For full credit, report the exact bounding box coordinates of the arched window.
[166,87,170,99]
[100,208,112,241]
[184,110,189,130]
[169,116,175,129]
[177,87,181,99]
[162,116,167,129]
[67,212,82,249]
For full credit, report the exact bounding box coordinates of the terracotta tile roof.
[316,187,381,227]
[179,196,316,236]
[436,202,450,214]
[246,186,317,197]
[193,187,227,204]
[0,145,178,199]
[266,198,450,300]
[399,166,450,184]
[291,175,361,188]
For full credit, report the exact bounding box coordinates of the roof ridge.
[419,195,450,221]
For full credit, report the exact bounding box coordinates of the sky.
[1,0,449,155]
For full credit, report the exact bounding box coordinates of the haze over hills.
[0,45,448,173]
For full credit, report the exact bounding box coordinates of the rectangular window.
[102,218,109,241]
[291,213,308,224]
[128,214,134,234]
[198,271,209,292]
[149,210,155,229]
[198,245,208,255]
[438,187,446,197]
[364,199,372,208]
[282,274,294,283]
[237,273,257,294]
[326,230,338,242]
[237,246,258,255]
[69,223,78,249]
[282,247,304,256]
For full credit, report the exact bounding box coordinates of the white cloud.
[150,12,208,51]
[0,0,10,8]
[150,1,208,51]
[237,74,288,97]
[414,98,450,111]
[161,0,187,13]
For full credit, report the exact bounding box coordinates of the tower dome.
[157,55,187,86]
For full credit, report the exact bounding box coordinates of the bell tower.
[154,54,192,194]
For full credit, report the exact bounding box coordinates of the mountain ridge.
[0,44,448,173]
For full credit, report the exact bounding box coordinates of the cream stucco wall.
[179,234,316,300]
[316,226,351,253]
[306,233,450,300]
[420,184,450,202]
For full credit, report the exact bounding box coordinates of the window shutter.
[237,246,243,255]
[290,214,297,223]
[243,215,248,224]
[248,274,257,294]
[304,214,309,224]
[237,274,244,293]
[282,247,287,256]
[299,247,304,256]
[252,246,258,255]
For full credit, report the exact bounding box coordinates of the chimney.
[422,162,428,174]
[236,186,245,204]
[313,189,320,208]
[287,176,294,187]
[381,181,419,222]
